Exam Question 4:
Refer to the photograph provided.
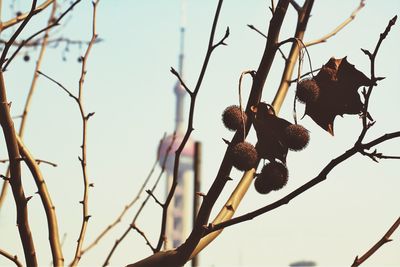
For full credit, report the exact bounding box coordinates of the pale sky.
[0,1,400,266]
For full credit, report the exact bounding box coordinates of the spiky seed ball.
[254,162,288,193]
[284,124,310,151]
[254,176,272,194]
[296,79,320,104]
[222,105,247,131]
[229,142,258,171]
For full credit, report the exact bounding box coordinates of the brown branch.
[2,0,81,71]
[305,0,365,47]
[0,158,57,166]
[0,0,54,31]
[0,248,23,267]
[169,0,292,265]
[247,24,287,60]
[154,0,229,253]
[272,0,314,112]
[17,136,63,266]
[81,135,166,256]
[131,224,157,253]
[351,216,400,267]
[102,133,177,266]
[0,0,38,68]
[0,36,101,47]
[204,131,400,233]
[357,15,397,145]
[0,0,58,215]
[0,72,37,266]
[146,189,163,207]
[37,71,78,100]
[69,1,99,266]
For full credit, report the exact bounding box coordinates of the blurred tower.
[158,0,195,250]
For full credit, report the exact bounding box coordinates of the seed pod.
[296,79,320,104]
[283,124,310,151]
[254,162,288,194]
[229,142,258,171]
[222,105,247,131]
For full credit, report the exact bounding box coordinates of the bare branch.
[155,0,229,253]
[131,224,157,253]
[81,135,166,256]
[305,0,365,47]
[69,1,100,266]
[170,67,192,95]
[352,216,400,267]
[0,248,23,267]
[102,133,176,266]
[0,158,57,167]
[2,0,82,71]
[37,71,78,101]
[204,131,400,233]
[146,189,163,207]
[0,0,38,68]
[289,0,301,12]
[17,136,63,266]
[247,24,287,60]
[0,73,37,267]
[0,0,54,31]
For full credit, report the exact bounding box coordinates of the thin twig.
[305,0,365,47]
[247,24,287,60]
[0,158,57,167]
[351,216,400,267]
[356,15,397,145]
[288,67,320,83]
[102,133,177,266]
[37,71,78,100]
[0,248,23,267]
[81,135,166,256]
[0,0,54,31]
[146,189,163,207]
[69,1,100,266]
[131,224,156,253]
[0,36,101,47]
[155,0,229,253]
[2,0,81,71]
[0,0,38,68]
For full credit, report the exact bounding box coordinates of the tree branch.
[154,0,229,254]
[351,216,400,267]
[69,1,100,266]
[305,0,365,47]
[81,135,166,256]
[17,136,63,266]
[102,133,176,266]
[0,72,37,266]
[0,248,23,267]
[204,131,400,233]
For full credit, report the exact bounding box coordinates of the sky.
[0,0,400,266]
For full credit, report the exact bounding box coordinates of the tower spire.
[174,0,187,133]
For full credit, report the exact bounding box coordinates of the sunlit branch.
[0,248,23,267]
[305,0,365,47]
[17,136,63,266]
[351,216,400,267]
